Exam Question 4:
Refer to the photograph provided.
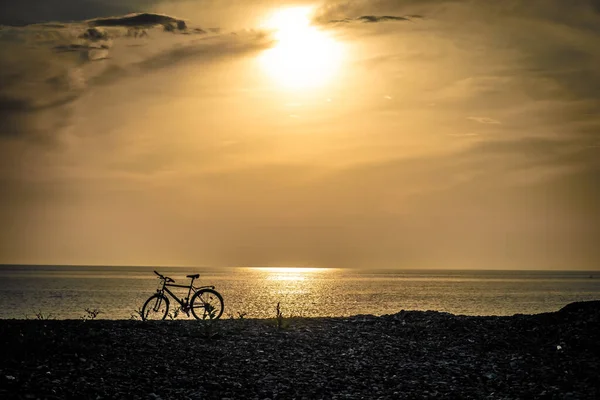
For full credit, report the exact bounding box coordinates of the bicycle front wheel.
[141,294,169,321]
[190,289,224,320]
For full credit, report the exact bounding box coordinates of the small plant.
[130,307,145,321]
[227,311,249,335]
[33,310,54,320]
[81,308,102,321]
[275,302,285,330]
[167,306,181,320]
[197,304,220,339]
[228,311,248,320]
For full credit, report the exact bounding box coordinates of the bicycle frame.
[158,279,215,311]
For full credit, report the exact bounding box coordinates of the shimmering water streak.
[0,265,598,319]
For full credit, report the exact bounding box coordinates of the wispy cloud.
[468,117,501,125]
[0,12,271,139]
[328,15,419,24]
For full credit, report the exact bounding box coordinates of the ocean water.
[0,265,598,320]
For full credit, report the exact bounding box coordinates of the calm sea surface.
[0,266,598,320]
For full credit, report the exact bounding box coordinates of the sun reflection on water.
[244,267,336,311]
[254,267,330,281]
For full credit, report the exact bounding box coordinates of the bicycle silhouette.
[141,270,224,320]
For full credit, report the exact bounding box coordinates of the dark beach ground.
[1,301,599,400]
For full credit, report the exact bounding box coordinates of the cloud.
[328,15,418,24]
[0,11,271,139]
[131,32,271,72]
[467,117,501,125]
[0,0,161,26]
[87,12,187,30]
[52,42,110,59]
[0,92,78,139]
[355,15,412,23]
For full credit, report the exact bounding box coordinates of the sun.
[259,7,344,90]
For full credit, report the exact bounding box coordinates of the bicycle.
[141,270,224,321]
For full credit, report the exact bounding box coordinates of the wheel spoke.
[142,294,169,320]
[190,289,224,320]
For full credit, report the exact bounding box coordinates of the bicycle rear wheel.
[190,289,224,320]
[141,294,169,321]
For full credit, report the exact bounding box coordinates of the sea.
[0,265,598,320]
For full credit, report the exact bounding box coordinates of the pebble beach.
[1,301,599,399]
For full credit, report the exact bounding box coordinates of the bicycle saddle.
[187,274,200,279]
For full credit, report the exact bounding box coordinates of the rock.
[80,27,109,41]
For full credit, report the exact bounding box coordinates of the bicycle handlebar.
[153,270,175,283]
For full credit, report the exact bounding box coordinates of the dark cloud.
[357,15,410,23]
[0,94,78,114]
[329,15,417,24]
[314,0,454,23]
[0,0,159,26]
[0,93,78,138]
[0,97,30,137]
[53,43,109,53]
[87,12,187,30]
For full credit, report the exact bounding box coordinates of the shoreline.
[1,301,599,399]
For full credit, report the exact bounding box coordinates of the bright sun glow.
[259,7,344,90]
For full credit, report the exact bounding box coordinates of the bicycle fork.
[153,295,164,312]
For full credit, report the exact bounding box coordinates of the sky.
[0,0,599,270]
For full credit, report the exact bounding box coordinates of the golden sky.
[0,0,599,269]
